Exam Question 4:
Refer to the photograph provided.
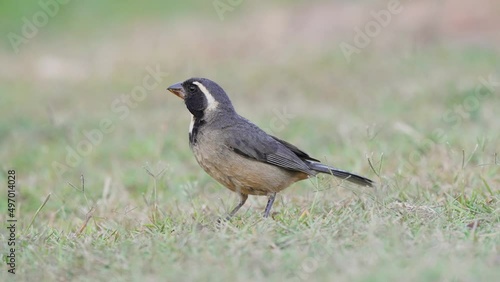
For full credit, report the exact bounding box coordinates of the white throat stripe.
[189,114,195,134]
[193,81,218,112]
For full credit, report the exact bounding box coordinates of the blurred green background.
[0,0,499,281]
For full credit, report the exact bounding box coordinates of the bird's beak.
[167,82,185,100]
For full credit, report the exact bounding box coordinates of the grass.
[1,1,499,281]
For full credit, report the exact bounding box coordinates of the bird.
[167,78,374,219]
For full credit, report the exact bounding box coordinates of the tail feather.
[307,161,374,187]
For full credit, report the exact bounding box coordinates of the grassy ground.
[1,1,499,281]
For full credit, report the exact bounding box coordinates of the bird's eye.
[188,85,197,92]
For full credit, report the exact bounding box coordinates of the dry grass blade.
[26,193,51,231]
[76,207,95,237]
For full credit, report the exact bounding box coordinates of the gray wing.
[224,121,314,175]
[269,135,320,162]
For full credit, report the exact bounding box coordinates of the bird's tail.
[307,161,374,187]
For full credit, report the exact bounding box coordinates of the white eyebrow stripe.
[193,81,218,112]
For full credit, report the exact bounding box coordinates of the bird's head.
[167,78,234,118]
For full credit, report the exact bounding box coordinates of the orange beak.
[167,82,185,99]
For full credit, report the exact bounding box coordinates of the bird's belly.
[191,141,307,196]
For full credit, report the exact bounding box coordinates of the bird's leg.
[263,192,277,218]
[226,193,248,220]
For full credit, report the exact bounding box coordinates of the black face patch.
[189,118,206,145]
[183,82,207,118]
